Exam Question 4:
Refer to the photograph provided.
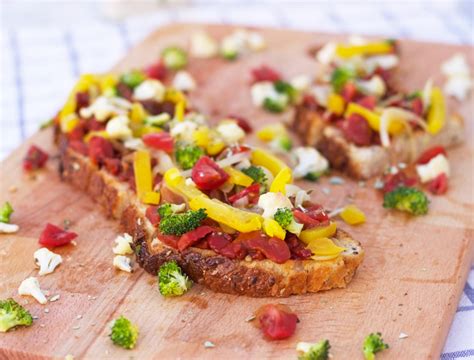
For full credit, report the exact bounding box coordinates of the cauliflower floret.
[356,75,386,97]
[133,79,165,102]
[441,54,472,101]
[257,192,293,219]
[292,147,329,179]
[416,154,450,183]
[290,75,311,93]
[441,53,470,77]
[112,233,133,255]
[105,115,132,140]
[285,184,311,207]
[34,248,63,276]
[309,85,331,107]
[79,96,131,122]
[18,277,47,304]
[190,30,218,58]
[216,121,245,144]
[316,42,337,65]
[113,256,132,273]
[170,120,198,142]
[246,31,266,51]
[172,71,197,92]
[251,81,288,107]
[0,222,19,234]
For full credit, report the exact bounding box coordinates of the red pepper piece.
[428,173,448,195]
[342,113,373,146]
[236,231,291,264]
[357,95,377,110]
[145,206,160,226]
[416,146,447,165]
[143,132,174,153]
[88,136,114,165]
[341,82,358,102]
[382,172,417,193]
[144,60,167,81]
[69,140,88,156]
[411,97,424,117]
[251,65,282,83]
[255,304,298,340]
[39,223,77,247]
[287,235,312,260]
[177,225,216,251]
[23,145,49,171]
[228,115,253,134]
[75,91,90,112]
[228,183,260,205]
[191,156,229,191]
[104,158,121,176]
[156,229,179,249]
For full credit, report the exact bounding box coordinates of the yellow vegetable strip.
[134,150,153,200]
[224,167,254,187]
[262,218,286,240]
[141,191,161,205]
[327,93,345,115]
[345,102,404,135]
[426,87,446,135]
[299,222,337,245]
[250,148,289,177]
[340,205,366,225]
[163,168,207,200]
[270,167,292,194]
[335,41,393,58]
[306,237,346,256]
[174,101,185,122]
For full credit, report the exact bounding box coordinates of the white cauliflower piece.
[112,233,133,255]
[285,184,311,207]
[364,54,399,72]
[316,42,337,65]
[247,32,266,51]
[152,150,175,175]
[190,30,218,58]
[133,79,165,102]
[290,75,311,93]
[79,96,131,121]
[356,75,386,97]
[292,147,329,179]
[0,222,19,234]
[309,85,331,107]
[18,277,47,304]
[34,248,63,276]
[172,71,197,92]
[441,53,470,77]
[416,154,450,183]
[123,138,145,150]
[216,121,245,144]
[258,192,293,219]
[444,76,472,101]
[441,54,472,101]
[170,120,198,142]
[250,81,288,107]
[105,115,132,140]
[113,255,132,273]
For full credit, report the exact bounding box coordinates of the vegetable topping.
[38,223,78,247]
[110,316,139,350]
[255,304,298,340]
[0,298,33,333]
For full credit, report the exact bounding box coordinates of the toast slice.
[57,133,364,297]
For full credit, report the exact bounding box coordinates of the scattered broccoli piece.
[158,260,192,297]
[272,136,292,152]
[0,298,33,332]
[242,166,267,186]
[161,46,188,70]
[157,204,173,218]
[120,70,146,89]
[159,209,207,236]
[298,340,331,360]
[274,208,293,228]
[110,316,139,350]
[274,80,297,102]
[303,171,325,182]
[330,66,356,92]
[222,48,238,60]
[363,332,389,360]
[383,186,429,215]
[175,145,204,170]
[0,202,13,223]
[407,90,422,100]
[263,97,287,113]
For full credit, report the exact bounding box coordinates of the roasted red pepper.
[341,82,358,102]
[382,172,417,193]
[191,156,229,191]
[143,132,174,153]
[228,115,253,134]
[251,65,282,83]
[178,225,216,251]
[236,231,291,264]
[39,223,77,247]
[342,113,373,146]
[88,136,114,165]
[357,95,376,110]
[145,206,160,226]
[416,145,447,165]
[255,304,298,340]
[293,205,329,228]
[23,145,49,171]
[428,173,448,195]
[228,183,260,205]
[144,60,167,81]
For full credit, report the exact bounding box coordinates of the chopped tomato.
[88,136,114,165]
[341,82,358,102]
[382,172,417,193]
[428,173,448,195]
[39,223,77,247]
[411,97,424,117]
[191,156,229,191]
[255,304,298,340]
[69,140,88,156]
[178,225,216,251]
[228,115,252,133]
[143,132,174,153]
[23,145,49,171]
[228,183,260,205]
[145,206,160,226]
[237,231,291,264]
[416,146,447,165]
[251,65,282,83]
[357,95,376,110]
[343,113,373,146]
[144,60,167,81]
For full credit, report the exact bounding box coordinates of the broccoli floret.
[298,340,331,360]
[120,70,145,89]
[161,46,188,70]
[263,97,287,113]
[0,298,33,332]
[363,332,389,360]
[159,208,207,236]
[383,186,429,215]
[274,208,293,228]
[271,136,292,153]
[175,145,204,170]
[0,202,14,223]
[157,203,185,218]
[274,80,297,102]
[158,260,192,297]
[242,166,267,186]
[330,66,356,92]
[109,316,139,349]
[303,171,325,182]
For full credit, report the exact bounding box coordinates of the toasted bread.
[293,106,464,179]
[57,133,364,297]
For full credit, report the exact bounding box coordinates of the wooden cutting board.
[0,24,473,360]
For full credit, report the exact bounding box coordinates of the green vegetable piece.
[158,260,192,297]
[276,136,292,152]
[274,208,293,228]
[0,202,14,223]
[162,46,188,70]
[120,70,146,89]
[263,97,287,113]
[274,81,297,102]
[222,49,238,60]
[407,90,422,100]
[0,298,33,332]
[157,204,173,218]
[242,166,267,186]
[299,339,331,360]
[304,171,325,182]
[363,332,389,360]
[159,208,207,236]
[175,144,204,170]
[110,316,139,350]
[383,186,429,215]
[330,67,356,92]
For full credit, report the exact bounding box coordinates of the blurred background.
[0,1,473,357]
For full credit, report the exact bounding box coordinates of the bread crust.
[57,133,364,297]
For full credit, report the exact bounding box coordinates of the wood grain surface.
[0,24,473,360]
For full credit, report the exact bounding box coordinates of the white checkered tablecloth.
[0,1,473,358]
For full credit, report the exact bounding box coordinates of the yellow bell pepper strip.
[299,222,337,245]
[306,237,346,257]
[345,102,404,135]
[189,195,262,233]
[130,103,146,124]
[340,205,366,225]
[163,168,207,200]
[256,123,286,142]
[262,218,286,240]
[174,100,185,122]
[224,167,254,187]
[141,191,161,205]
[134,150,153,201]
[164,88,187,105]
[59,74,99,120]
[270,167,292,194]
[426,87,446,135]
[335,41,393,59]
[193,126,211,147]
[250,148,289,177]
[327,93,345,115]
[84,130,109,143]
[99,74,118,95]
[60,114,80,133]
[134,125,163,137]
[206,140,226,156]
